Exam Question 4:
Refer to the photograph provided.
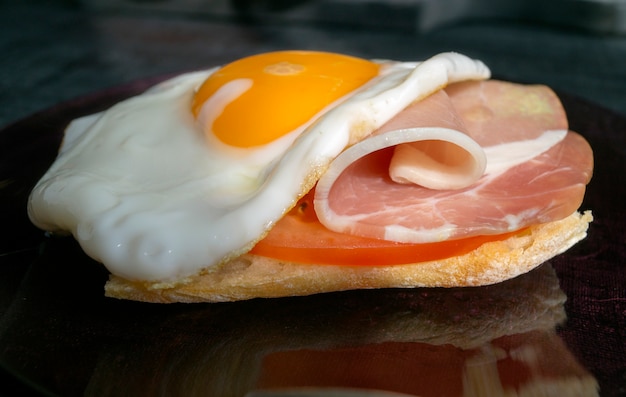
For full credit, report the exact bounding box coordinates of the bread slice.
[104,211,592,303]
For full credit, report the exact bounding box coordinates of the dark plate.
[0,78,624,397]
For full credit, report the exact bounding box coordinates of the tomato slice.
[250,190,519,266]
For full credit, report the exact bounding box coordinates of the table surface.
[0,2,625,397]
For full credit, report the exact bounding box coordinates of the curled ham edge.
[313,86,572,245]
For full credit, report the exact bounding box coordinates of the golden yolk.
[191,51,380,148]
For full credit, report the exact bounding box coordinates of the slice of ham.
[314,80,593,243]
[384,89,487,190]
[318,90,488,193]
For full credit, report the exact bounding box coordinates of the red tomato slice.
[250,190,519,266]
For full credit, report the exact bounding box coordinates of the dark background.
[1,0,625,130]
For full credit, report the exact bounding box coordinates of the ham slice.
[317,90,487,193]
[314,80,593,243]
[384,89,487,190]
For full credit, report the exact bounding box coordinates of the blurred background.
[1,0,625,129]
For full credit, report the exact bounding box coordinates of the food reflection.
[84,264,598,397]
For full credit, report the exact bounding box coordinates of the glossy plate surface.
[0,79,624,396]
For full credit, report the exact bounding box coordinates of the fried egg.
[28,51,490,283]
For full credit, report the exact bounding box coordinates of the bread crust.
[104,211,592,303]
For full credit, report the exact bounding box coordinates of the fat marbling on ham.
[314,80,593,243]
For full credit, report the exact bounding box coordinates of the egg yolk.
[192,51,380,148]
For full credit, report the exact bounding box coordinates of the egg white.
[28,52,490,282]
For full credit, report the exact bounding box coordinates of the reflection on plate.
[1,249,601,397]
[0,78,624,396]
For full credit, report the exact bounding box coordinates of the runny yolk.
[191,50,380,148]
